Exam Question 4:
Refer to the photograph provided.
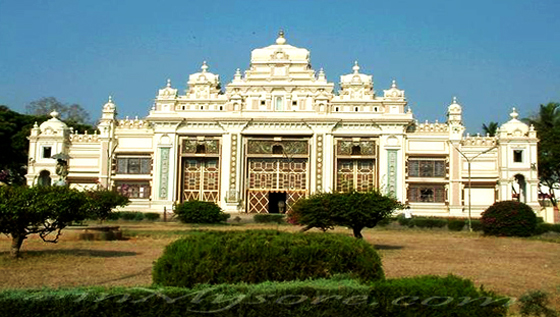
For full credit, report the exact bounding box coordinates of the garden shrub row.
[0,275,509,317]
[395,216,483,231]
[106,211,161,221]
[174,200,230,224]
[535,223,560,235]
[153,230,384,287]
[253,214,285,224]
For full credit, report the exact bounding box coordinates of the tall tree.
[482,121,499,137]
[25,97,91,124]
[525,102,560,207]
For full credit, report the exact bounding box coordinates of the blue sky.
[1,0,559,133]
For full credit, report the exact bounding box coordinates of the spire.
[452,96,458,104]
[201,61,208,73]
[166,78,171,88]
[352,61,360,74]
[391,79,397,88]
[276,30,286,45]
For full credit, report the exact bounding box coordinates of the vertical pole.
[468,161,472,232]
[163,206,167,222]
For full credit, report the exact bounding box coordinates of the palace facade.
[26,33,541,217]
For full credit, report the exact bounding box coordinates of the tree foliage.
[525,102,560,207]
[83,188,130,222]
[25,97,91,125]
[482,121,499,137]
[0,186,130,258]
[288,190,405,238]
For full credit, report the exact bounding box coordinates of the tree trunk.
[300,225,313,233]
[10,234,26,258]
[352,227,363,239]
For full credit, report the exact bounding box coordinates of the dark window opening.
[272,145,284,155]
[268,192,287,214]
[196,144,206,154]
[261,100,266,105]
[514,150,523,163]
[355,107,359,112]
[335,107,339,112]
[351,145,361,155]
[219,106,223,110]
[292,101,297,106]
[43,146,52,159]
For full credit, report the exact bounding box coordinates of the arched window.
[196,144,206,154]
[351,145,361,155]
[38,170,51,187]
[272,145,284,155]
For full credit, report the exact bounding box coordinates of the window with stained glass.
[115,182,151,199]
[408,184,446,203]
[408,159,446,178]
[116,157,151,174]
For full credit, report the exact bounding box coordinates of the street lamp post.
[449,141,499,232]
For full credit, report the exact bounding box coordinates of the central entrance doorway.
[268,192,287,214]
[246,158,308,213]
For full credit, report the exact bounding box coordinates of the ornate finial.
[50,110,59,118]
[108,95,113,103]
[151,104,156,111]
[201,61,208,73]
[510,107,519,119]
[33,121,38,128]
[234,68,242,81]
[318,68,326,80]
[276,30,286,45]
[530,124,535,131]
[166,78,171,88]
[391,79,397,88]
[452,96,458,104]
[353,61,360,74]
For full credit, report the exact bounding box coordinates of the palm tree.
[482,122,499,137]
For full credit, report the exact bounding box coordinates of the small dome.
[103,95,116,111]
[500,108,529,137]
[188,61,220,86]
[340,61,372,86]
[39,111,68,134]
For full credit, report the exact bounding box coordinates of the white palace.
[26,32,542,218]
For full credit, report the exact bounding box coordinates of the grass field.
[1,220,559,313]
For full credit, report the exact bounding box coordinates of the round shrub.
[481,201,537,237]
[153,230,384,287]
[119,211,138,221]
[174,200,230,224]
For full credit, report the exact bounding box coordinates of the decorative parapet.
[69,131,100,143]
[410,120,449,133]
[117,117,152,130]
[461,134,498,147]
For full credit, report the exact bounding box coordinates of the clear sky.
[1,0,559,133]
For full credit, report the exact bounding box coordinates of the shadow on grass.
[373,244,404,250]
[0,249,139,258]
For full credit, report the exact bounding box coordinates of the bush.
[518,290,558,317]
[413,217,448,229]
[397,214,415,228]
[253,214,285,224]
[535,223,560,235]
[470,219,483,231]
[119,211,139,221]
[448,219,466,231]
[0,276,509,317]
[133,212,145,221]
[144,212,160,221]
[481,201,537,237]
[174,200,230,224]
[105,211,121,221]
[377,216,397,227]
[153,230,384,287]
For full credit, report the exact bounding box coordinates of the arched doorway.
[513,174,526,203]
[38,170,52,187]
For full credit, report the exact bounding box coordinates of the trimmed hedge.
[153,230,384,287]
[174,200,230,224]
[413,217,448,229]
[535,223,560,235]
[0,275,508,317]
[144,212,160,221]
[253,214,285,224]
[481,201,537,237]
[448,219,466,231]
